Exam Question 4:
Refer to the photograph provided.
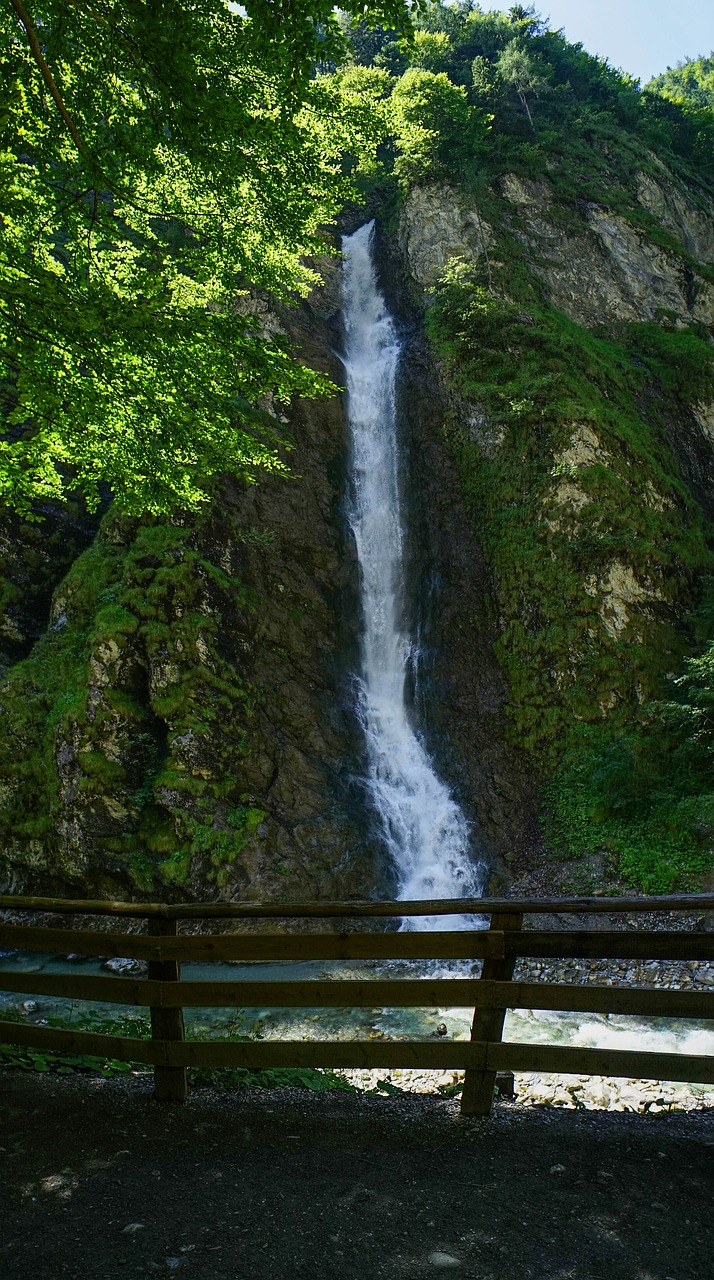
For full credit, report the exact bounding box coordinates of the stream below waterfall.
[0,949,712,1071]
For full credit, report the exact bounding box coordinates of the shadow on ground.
[1,1074,712,1279]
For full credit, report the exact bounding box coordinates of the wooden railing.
[1,893,713,1116]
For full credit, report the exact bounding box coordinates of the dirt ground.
[1,1073,712,1280]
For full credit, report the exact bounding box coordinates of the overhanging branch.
[9,0,98,171]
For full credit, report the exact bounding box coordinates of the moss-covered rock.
[396,165,714,891]
[0,293,376,902]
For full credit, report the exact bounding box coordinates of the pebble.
[428,1252,462,1269]
[334,1065,714,1113]
[514,957,714,991]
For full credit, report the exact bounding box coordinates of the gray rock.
[103,957,147,976]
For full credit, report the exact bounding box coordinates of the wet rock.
[103,958,147,976]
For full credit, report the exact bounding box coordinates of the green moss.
[77,751,127,787]
[0,507,262,892]
[428,271,714,761]
[426,256,714,889]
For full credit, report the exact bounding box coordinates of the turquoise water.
[1,948,712,1062]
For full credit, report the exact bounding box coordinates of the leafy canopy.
[648,54,714,111]
[342,3,714,181]
[0,0,414,516]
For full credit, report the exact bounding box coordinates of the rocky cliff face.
[399,166,714,321]
[394,163,714,774]
[2,155,713,902]
[0,280,371,900]
[0,242,534,900]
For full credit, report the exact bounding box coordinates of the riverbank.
[1,1073,712,1280]
[337,1067,714,1113]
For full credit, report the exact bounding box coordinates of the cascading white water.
[341,221,486,931]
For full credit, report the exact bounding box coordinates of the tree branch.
[9,0,98,170]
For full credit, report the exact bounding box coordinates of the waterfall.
[341,221,486,931]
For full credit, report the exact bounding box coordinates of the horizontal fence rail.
[0,894,713,1115]
[2,892,714,918]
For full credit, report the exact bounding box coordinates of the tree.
[391,66,480,184]
[496,38,546,132]
[0,0,414,516]
[648,54,714,111]
[406,29,452,75]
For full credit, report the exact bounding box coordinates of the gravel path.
[1,1073,712,1280]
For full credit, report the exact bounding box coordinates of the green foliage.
[496,39,548,131]
[407,29,453,74]
[189,1065,356,1094]
[0,1041,136,1077]
[340,3,714,192]
[1,0,416,515]
[648,55,714,111]
[390,67,488,184]
[544,726,714,892]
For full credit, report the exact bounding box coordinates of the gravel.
[1,1072,712,1280]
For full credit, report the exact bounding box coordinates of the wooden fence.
[1,892,713,1116]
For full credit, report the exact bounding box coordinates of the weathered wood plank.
[124,977,714,1019]
[5,923,711,965]
[133,978,482,1008]
[506,931,714,961]
[0,1018,160,1063]
[0,924,504,963]
[156,931,503,963]
[0,971,161,1005]
[482,981,714,1020]
[0,896,167,918]
[0,924,162,959]
[162,1039,487,1070]
[2,1019,711,1085]
[1,971,711,1020]
[461,911,523,1117]
[2,893,713,919]
[148,919,186,1103]
[488,1042,714,1085]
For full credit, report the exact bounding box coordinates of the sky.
[476,0,713,84]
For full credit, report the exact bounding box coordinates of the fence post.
[148,916,186,1103]
[461,911,523,1117]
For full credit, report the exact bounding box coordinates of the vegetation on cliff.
[648,54,714,111]
[0,513,271,892]
[339,3,714,891]
[3,1,714,898]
